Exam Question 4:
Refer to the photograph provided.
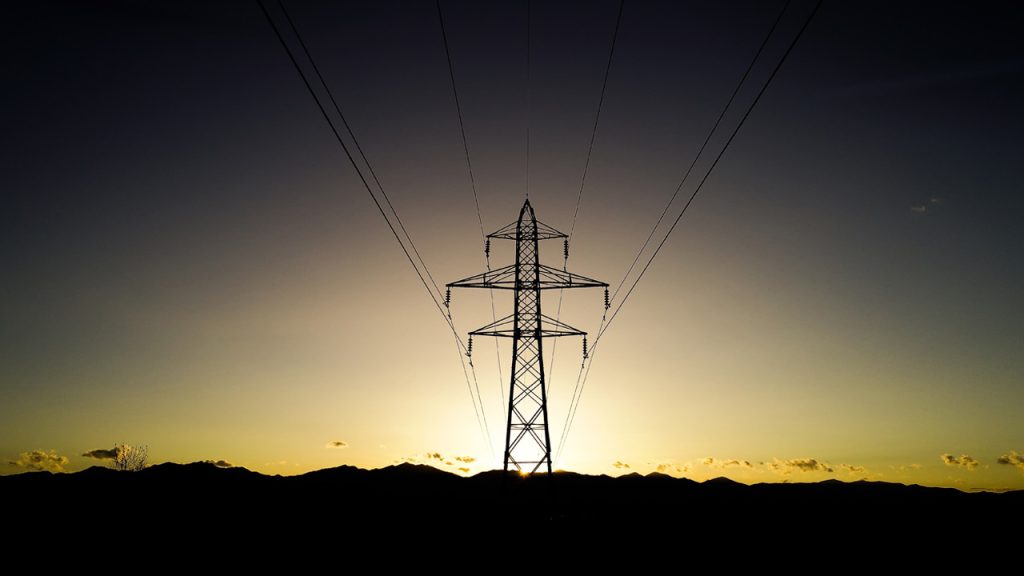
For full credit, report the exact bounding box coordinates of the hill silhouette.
[4,462,1020,548]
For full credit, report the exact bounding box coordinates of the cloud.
[454,456,476,463]
[326,441,348,449]
[613,461,630,470]
[82,447,121,460]
[912,195,948,214]
[203,460,233,468]
[701,457,752,469]
[655,463,689,475]
[941,454,979,470]
[770,458,834,474]
[721,459,753,469]
[458,467,470,474]
[997,451,1024,471]
[426,452,443,461]
[8,449,69,472]
[838,464,865,474]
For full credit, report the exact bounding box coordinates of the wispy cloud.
[838,464,865,474]
[941,454,979,470]
[997,451,1024,472]
[613,461,630,470]
[770,458,834,474]
[911,195,948,214]
[204,460,233,468]
[655,463,689,475]
[326,440,348,449]
[8,449,69,472]
[722,459,753,469]
[414,452,475,468]
[82,447,120,460]
[701,457,752,469]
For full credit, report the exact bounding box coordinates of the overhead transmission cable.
[258,0,493,457]
[274,0,445,302]
[558,0,822,461]
[436,0,506,423]
[548,0,624,394]
[608,0,793,305]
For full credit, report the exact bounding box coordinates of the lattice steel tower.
[447,200,607,474]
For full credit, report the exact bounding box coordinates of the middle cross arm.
[448,264,607,290]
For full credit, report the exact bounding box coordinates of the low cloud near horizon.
[8,449,69,472]
[702,457,753,469]
[655,463,689,475]
[997,451,1024,471]
[82,447,120,460]
[326,440,348,449]
[941,454,979,470]
[422,452,477,468]
[770,458,834,474]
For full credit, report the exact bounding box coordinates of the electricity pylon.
[447,200,607,475]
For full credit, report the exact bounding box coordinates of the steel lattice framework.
[448,200,607,474]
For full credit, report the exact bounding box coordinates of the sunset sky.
[3,1,1023,490]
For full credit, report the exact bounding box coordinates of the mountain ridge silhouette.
[4,460,1019,547]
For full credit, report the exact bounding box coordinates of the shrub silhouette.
[111,444,148,472]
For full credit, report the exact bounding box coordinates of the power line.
[609,0,792,304]
[275,0,446,303]
[258,0,493,457]
[436,0,506,424]
[435,0,485,240]
[558,0,779,418]
[548,0,625,393]
[559,0,823,458]
[599,0,822,346]
[567,0,624,242]
[555,327,600,464]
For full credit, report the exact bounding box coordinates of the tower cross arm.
[447,263,607,290]
[469,313,587,338]
[536,264,608,290]
[446,264,518,290]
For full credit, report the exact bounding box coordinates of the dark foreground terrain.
[5,462,1020,552]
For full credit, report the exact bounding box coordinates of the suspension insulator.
[445,287,451,308]
[582,335,588,359]
[466,336,473,358]
[563,238,569,261]
[604,287,610,310]
[485,238,490,258]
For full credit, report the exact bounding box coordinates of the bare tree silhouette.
[111,444,148,472]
